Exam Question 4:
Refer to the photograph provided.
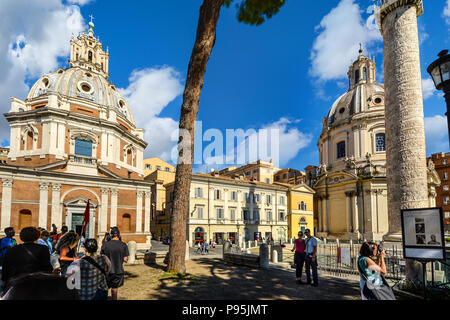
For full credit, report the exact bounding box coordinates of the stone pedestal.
[259,244,269,269]
[127,241,137,265]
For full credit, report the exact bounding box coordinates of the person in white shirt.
[304,229,318,287]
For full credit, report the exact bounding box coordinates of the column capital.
[137,190,144,198]
[52,183,62,192]
[110,188,119,196]
[345,191,355,197]
[101,187,109,195]
[144,191,151,198]
[40,182,50,191]
[2,178,13,188]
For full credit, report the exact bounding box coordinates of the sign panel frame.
[400,207,446,262]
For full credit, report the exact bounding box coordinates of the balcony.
[69,154,97,166]
[66,154,98,176]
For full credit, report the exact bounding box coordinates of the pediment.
[314,171,357,188]
[64,197,98,208]
[291,183,315,194]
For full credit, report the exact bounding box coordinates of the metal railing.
[282,241,450,288]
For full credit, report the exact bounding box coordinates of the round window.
[118,100,125,108]
[374,97,382,104]
[339,107,345,114]
[81,84,91,92]
[42,78,50,88]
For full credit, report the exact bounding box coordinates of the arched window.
[122,214,131,233]
[337,141,346,159]
[127,149,132,166]
[19,209,32,231]
[26,131,34,151]
[88,51,93,62]
[363,67,367,81]
[75,139,93,157]
[355,70,360,84]
[376,133,386,152]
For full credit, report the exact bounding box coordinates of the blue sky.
[1,0,449,172]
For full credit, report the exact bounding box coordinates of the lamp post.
[427,50,450,145]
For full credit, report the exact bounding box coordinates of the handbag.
[357,258,396,300]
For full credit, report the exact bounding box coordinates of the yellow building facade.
[159,172,315,245]
[143,157,175,177]
[287,184,315,239]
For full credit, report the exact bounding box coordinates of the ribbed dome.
[326,82,384,127]
[27,67,135,125]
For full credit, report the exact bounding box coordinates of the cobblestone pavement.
[119,258,361,300]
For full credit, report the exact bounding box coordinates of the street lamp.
[427,49,450,145]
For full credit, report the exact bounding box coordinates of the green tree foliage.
[224,0,287,25]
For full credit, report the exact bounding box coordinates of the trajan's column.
[375,0,428,243]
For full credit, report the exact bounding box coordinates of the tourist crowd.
[0,225,129,300]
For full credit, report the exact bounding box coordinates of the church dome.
[26,67,135,125]
[325,50,384,128]
[326,82,384,127]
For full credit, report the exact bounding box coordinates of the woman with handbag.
[358,242,395,300]
[55,232,80,275]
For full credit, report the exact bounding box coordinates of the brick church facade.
[0,21,153,248]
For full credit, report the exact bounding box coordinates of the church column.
[39,182,50,229]
[317,196,323,232]
[100,188,109,234]
[51,184,62,228]
[110,188,118,228]
[136,191,144,233]
[144,191,151,233]
[1,179,13,231]
[324,195,329,233]
[352,191,359,235]
[345,191,354,235]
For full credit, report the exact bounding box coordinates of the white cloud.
[444,0,450,25]
[119,67,184,162]
[200,118,313,169]
[422,78,436,100]
[0,0,88,141]
[309,0,382,82]
[424,115,449,155]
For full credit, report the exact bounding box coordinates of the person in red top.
[291,231,306,284]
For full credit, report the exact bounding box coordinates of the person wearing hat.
[100,227,129,300]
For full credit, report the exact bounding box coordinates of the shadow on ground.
[145,258,360,300]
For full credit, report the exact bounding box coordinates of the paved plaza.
[118,257,361,300]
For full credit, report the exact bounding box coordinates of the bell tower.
[69,15,110,78]
[347,45,377,91]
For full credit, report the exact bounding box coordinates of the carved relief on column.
[1,178,14,230]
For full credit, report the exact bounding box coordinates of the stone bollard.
[272,249,278,263]
[248,241,251,248]
[127,241,137,265]
[259,244,269,269]
[223,240,231,255]
[290,238,293,245]
[246,248,251,254]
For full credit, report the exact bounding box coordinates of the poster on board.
[401,208,446,261]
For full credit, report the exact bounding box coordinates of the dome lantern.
[347,45,376,91]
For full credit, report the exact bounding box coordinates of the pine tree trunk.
[167,0,224,274]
